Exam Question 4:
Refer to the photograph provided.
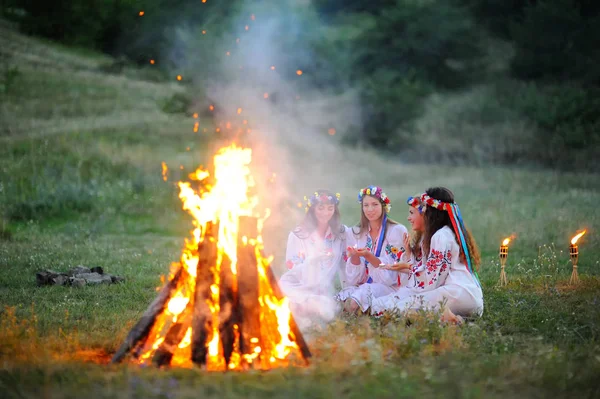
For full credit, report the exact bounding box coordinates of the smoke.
[165,0,380,329]
[169,5,369,230]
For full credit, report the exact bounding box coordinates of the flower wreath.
[357,185,391,213]
[407,193,449,213]
[304,191,340,213]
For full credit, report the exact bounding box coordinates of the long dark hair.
[293,189,344,239]
[352,194,398,241]
[422,187,481,270]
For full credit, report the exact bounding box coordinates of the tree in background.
[313,0,485,147]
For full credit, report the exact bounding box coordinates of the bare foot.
[441,307,464,325]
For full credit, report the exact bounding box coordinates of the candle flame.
[571,230,586,245]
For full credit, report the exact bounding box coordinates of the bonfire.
[111,144,310,370]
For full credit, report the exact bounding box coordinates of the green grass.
[1,21,600,399]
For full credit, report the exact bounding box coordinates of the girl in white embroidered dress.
[278,189,347,324]
[371,187,483,322]
[336,186,410,313]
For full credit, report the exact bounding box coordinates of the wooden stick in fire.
[111,267,185,364]
[218,252,237,368]
[237,216,264,366]
[263,254,312,362]
[191,221,218,366]
[151,306,193,367]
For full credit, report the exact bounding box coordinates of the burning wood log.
[236,217,263,364]
[151,305,193,367]
[111,267,185,364]
[218,253,236,368]
[191,222,218,367]
[264,260,312,362]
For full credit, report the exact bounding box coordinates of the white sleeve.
[410,231,452,292]
[344,227,367,286]
[284,232,306,272]
[367,224,407,285]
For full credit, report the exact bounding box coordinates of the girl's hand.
[355,247,370,256]
[403,233,412,257]
[346,246,359,258]
[380,262,411,272]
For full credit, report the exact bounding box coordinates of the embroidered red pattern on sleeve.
[423,248,451,287]
[409,248,451,290]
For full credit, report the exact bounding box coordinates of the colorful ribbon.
[365,213,387,283]
[446,203,481,288]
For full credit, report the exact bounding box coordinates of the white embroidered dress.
[335,223,410,312]
[371,226,484,317]
[278,227,347,322]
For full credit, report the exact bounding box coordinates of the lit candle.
[498,237,511,286]
[569,230,586,285]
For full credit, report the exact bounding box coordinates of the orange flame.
[571,230,586,245]
[502,237,510,246]
[161,162,168,182]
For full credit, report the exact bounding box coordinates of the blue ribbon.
[366,213,387,283]
[450,204,481,288]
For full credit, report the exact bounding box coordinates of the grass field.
[1,21,600,398]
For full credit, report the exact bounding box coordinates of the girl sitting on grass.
[278,190,348,326]
[371,187,483,324]
[336,186,410,314]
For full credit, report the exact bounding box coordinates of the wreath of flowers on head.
[357,185,391,213]
[304,191,341,213]
[407,193,452,213]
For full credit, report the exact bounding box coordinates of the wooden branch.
[111,267,184,364]
[151,305,193,367]
[218,254,236,369]
[191,222,218,366]
[236,217,263,365]
[264,263,312,362]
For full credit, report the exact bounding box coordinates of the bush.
[318,0,484,149]
[494,79,600,170]
[509,0,600,85]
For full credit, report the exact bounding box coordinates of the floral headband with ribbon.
[304,191,340,213]
[407,193,448,214]
[407,192,481,288]
[358,185,391,213]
